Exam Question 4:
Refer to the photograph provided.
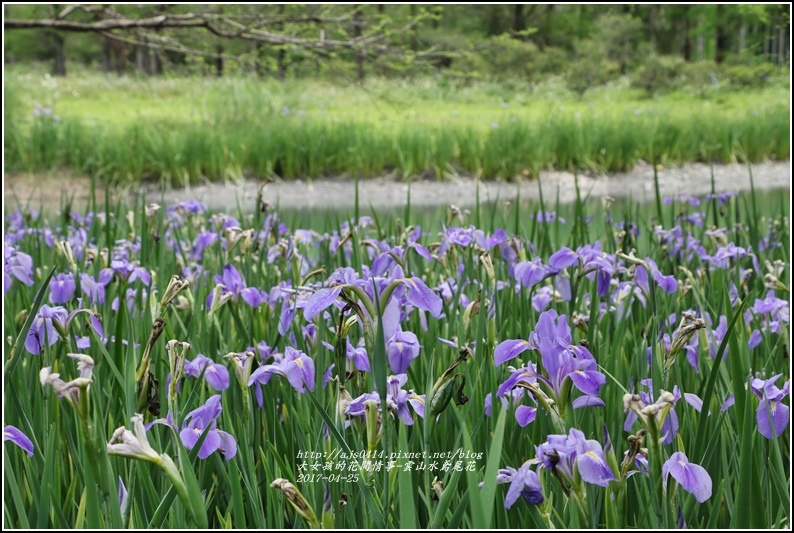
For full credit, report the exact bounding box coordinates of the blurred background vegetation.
[3,4,791,184]
[6,4,791,87]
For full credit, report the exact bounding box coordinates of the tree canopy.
[4,4,790,79]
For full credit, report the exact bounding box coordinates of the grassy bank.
[4,65,790,186]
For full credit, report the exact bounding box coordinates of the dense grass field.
[3,174,790,528]
[4,65,790,186]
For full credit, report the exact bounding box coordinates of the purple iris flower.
[484,386,531,421]
[279,303,296,336]
[437,278,461,303]
[663,452,712,503]
[392,266,443,318]
[304,266,442,324]
[664,193,701,206]
[369,243,400,276]
[80,271,113,306]
[549,247,579,270]
[708,243,748,270]
[75,336,91,350]
[676,211,706,227]
[166,200,207,225]
[387,374,426,425]
[493,461,544,508]
[303,285,346,321]
[576,242,617,294]
[179,395,237,460]
[4,425,34,457]
[574,435,617,487]
[217,264,246,297]
[25,305,68,355]
[48,273,76,304]
[118,477,129,517]
[345,376,425,426]
[705,314,729,359]
[555,275,572,302]
[185,355,230,391]
[531,286,554,312]
[748,329,762,349]
[149,395,237,460]
[24,303,105,356]
[536,428,616,487]
[513,258,557,289]
[387,330,421,374]
[750,374,790,439]
[192,231,218,261]
[635,257,678,295]
[248,346,315,393]
[112,288,148,314]
[345,391,380,418]
[66,227,89,261]
[611,280,647,318]
[437,226,475,258]
[546,243,617,299]
[346,338,371,372]
[495,310,606,403]
[105,259,151,285]
[511,388,540,426]
[4,246,34,292]
[302,267,365,320]
[752,291,789,334]
[536,211,566,224]
[705,190,736,207]
[207,264,268,309]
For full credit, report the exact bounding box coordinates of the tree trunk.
[410,4,419,51]
[738,20,747,56]
[514,4,525,34]
[354,6,364,81]
[114,42,128,75]
[136,42,150,73]
[277,47,286,80]
[101,37,112,72]
[152,52,163,75]
[715,5,728,63]
[215,44,223,77]
[647,5,660,53]
[276,5,287,80]
[696,12,705,60]
[255,42,265,78]
[486,6,502,36]
[777,26,787,65]
[52,32,66,76]
[682,6,692,61]
[764,25,770,62]
[377,5,388,76]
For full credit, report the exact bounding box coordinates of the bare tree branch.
[5,6,435,48]
[5,14,208,32]
[5,4,447,76]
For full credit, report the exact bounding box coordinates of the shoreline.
[4,160,791,213]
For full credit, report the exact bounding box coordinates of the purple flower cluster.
[148,395,237,460]
[495,310,606,423]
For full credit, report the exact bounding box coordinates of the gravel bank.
[5,160,791,213]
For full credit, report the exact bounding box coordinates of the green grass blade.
[480,406,507,528]
[397,426,417,530]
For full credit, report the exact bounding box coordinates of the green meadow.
[4,64,790,186]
